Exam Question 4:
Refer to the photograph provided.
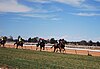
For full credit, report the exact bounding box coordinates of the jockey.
[1,36,6,41]
[0,37,3,43]
[1,37,3,41]
[59,39,62,44]
[59,39,65,46]
[18,37,23,42]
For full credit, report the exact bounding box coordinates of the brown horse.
[36,40,45,51]
[14,41,24,49]
[51,43,65,53]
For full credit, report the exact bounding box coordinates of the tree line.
[0,36,100,46]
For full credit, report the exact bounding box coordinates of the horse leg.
[55,48,58,52]
[21,46,23,49]
[36,45,38,50]
[63,48,65,53]
[16,45,18,49]
[43,46,45,50]
[0,43,1,47]
[56,48,59,52]
[3,44,5,47]
[54,47,56,52]
[40,46,42,51]
[36,46,38,50]
[59,47,61,53]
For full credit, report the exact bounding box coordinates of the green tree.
[80,40,87,45]
[8,36,13,41]
[32,37,39,42]
[96,41,100,46]
[88,40,93,46]
[28,37,32,42]
[50,38,56,44]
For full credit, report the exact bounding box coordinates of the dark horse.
[14,41,24,49]
[0,40,7,47]
[0,37,7,47]
[36,40,45,51]
[51,42,65,53]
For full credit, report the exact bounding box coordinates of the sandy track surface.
[3,44,100,57]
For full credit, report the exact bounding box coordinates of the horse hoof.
[88,54,92,56]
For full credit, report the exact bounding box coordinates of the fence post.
[75,50,77,54]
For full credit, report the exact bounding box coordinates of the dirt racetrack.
[3,44,100,57]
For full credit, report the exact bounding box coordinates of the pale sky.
[0,0,100,41]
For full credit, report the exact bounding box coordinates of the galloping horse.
[51,40,65,53]
[51,43,59,52]
[0,40,7,47]
[14,41,24,49]
[59,41,65,52]
[36,40,45,51]
[0,36,7,47]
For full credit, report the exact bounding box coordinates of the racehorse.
[51,43,65,53]
[14,41,24,49]
[36,40,45,51]
[51,43,60,52]
[0,37,7,47]
[0,40,7,47]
